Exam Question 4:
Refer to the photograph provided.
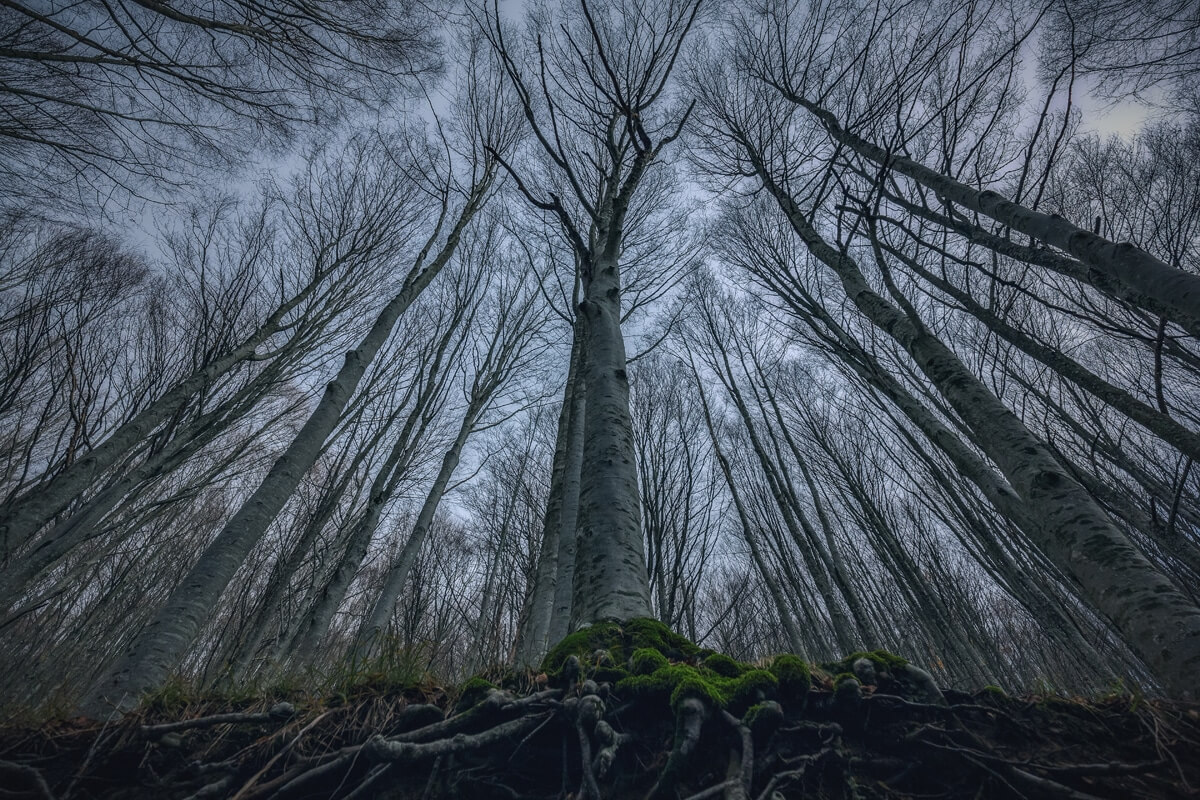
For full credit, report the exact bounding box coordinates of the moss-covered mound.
[539,617,700,676]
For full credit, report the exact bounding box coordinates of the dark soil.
[2,676,1198,799]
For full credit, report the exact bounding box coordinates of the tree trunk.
[752,150,1200,697]
[783,93,1200,335]
[78,182,489,718]
[568,250,653,627]
[357,405,480,655]
[514,324,582,665]
[547,338,586,645]
[0,282,314,554]
[695,374,807,656]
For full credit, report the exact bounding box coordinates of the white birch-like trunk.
[78,187,487,718]
[513,326,582,665]
[568,251,653,627]
[357,410,478,653]
[786,94,1200,334]
[889,242,1200,462]
[754,156,1200,696]
[0,285,313,554]
[1,369,284,609]
[695,376,807,655]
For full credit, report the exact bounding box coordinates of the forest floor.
[2,621,1198,800]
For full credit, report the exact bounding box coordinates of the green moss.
[743,701,784,739]
[703,653,748,678]
[140,675,196,714]
[540,618,700,676]
[617,662,777,714]
[622,618,701,660]
[826,649,908,677]
[980,684,1007,697]
[541,621,624,673]
[593,666,629,684]
[769,655,810,698]
[834,672,858,686]
[630,647,669,675]
[455,677,496,710]
[670,673,724,711]
[619,664,699,697]
[725,669,777,714]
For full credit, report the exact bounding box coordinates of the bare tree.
[0,0,440,205]
[80,82,518,713]
[479,0,702,628]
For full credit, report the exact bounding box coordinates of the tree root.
[3,678,1198,799]
[141,703,296,738]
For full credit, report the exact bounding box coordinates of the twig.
[341,764,391,800]
[143,703,296,737]
[753,747,832,800]
[229,709,334,800]
[682,778,738,800]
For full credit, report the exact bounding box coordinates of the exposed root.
[2,665,1199,799]
[142,703,296,738]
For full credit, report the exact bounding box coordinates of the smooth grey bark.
[876,406,1111,673]
[546,334,586,645]
[877,236,1200,463]
[748,144,1200,696]
[0,354,297,611]
[280,311,463,670]
[357,278,543,654]
[356,411,478,653]
[779,93,1200,335]
[484,0,698,630]
[698,304,857,653]
[224,465,351,682]
[569,247,653,626]
[514,322,582,665]
[875,188,1197,336]
[78,174,493,717]
[470,446,529,672]
[761,249,1102,670]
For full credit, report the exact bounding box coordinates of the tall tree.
[480,0,702,628]
[80,84,518,714]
